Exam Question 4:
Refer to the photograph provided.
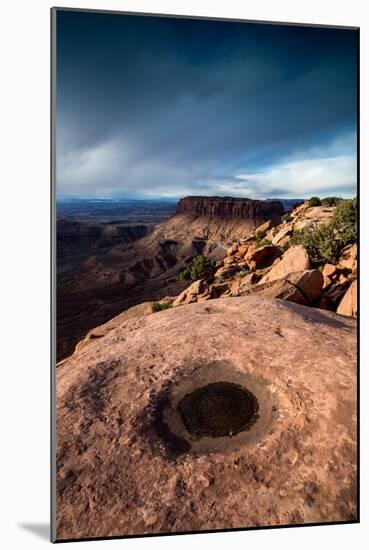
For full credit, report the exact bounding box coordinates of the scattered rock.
[241,269,323,305]
[322,264,337,278]
[214,265,240,279]
[172,279,209,306]
[293,206,334,231]
[239,271,258,289]
[337,280,357,317]
[227,243,238,256]
[286,270,324,302]
[338,244,357,273]
[245,244,282,270]
[223,255,237,266]
[318,280,351,311]
[236,243,250,257]
[255,219,274,234]
[209,283,231,299]
[240,277,307,305]
[272,226,293,246]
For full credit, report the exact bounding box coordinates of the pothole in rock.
[140,362,278,458]
[178,382,259,438]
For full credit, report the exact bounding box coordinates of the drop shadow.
[18,522,49,541]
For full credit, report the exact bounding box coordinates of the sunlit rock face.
[176,196,284,220]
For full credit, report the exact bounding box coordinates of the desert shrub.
[179,255,216,281]
[234,268,248,278]
[289,198,357,264]
[308,196,322,207]
[282,213,293,223]
[255,230,266,242]
[256,238,272,249]
[331,197,357,246]
[280,241,291,253]
[151,302,172,313]
[321,196,343,207]
[290,224,341,264]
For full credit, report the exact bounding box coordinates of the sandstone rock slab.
[56,296,357,540]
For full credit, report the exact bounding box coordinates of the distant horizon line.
[56,193,355,203]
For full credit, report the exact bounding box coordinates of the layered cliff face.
[57,196,284,360]
[177,196,284,219]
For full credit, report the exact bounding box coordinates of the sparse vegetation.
[234,268,249,278]
[255,230,266,241]
[256,238,272,249]
[331,196,357,246]
[151,302,172,313]
[282,213,293,223]
[179,255,216,281]
[308,196,322,207]
[321,196,343,207]
[288,197,357,264]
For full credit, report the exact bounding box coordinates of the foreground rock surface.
[56,296,357,540]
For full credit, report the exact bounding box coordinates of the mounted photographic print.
[51,7,359,542]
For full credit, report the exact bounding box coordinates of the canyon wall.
[176,196,284,220]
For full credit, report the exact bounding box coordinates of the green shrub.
[308,196,322,207]
[256,238,272,249]
[321,196,343,207]
[255,230,266,241]
[289,197,357,264]
[282,213,293,223]
[179,255,216,281]
[234,268,248,278]
[290,224,341,264]
[151,302,172,313]
[331,197,357,246]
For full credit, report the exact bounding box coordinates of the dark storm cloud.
[56,11,358,199]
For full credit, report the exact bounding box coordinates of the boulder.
[260,245,310,283]
[245,244,282,270]
[338,244,357,273]
[286,269,324,302]
[172,279,208,306]
[323,275,332,290]
[272,226,293,246]
[239,271,258,289]
[236,243,250,257]
[293,218,314,231]
[255,219,274,234]
[223,255,237,266]
[209,282,231,299]
[214,265,240,279]
[337,280,357,317]
[226,243,238,256]
[240,277,307,305]
[239,235,255,245]
[319,280,351,311]
[241,269,323,304]
[322,263,337,278]
[229,279,242,296]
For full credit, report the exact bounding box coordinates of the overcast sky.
[56,11,358,200]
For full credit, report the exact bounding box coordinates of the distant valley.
[56,196,286,360]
